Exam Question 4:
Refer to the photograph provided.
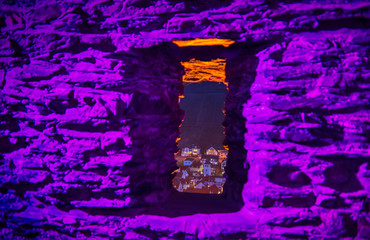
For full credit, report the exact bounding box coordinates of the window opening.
[172,57,228,194]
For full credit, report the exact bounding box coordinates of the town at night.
[173,145,228,194]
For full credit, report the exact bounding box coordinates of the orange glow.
[178,95,184,103]
[181,58,227,85]
[173,38,235,47]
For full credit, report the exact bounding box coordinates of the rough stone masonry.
[0,0,369,239]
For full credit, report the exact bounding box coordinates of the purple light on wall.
[0,0,369,239]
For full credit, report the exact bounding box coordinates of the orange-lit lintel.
[172,38,235,47]
[178,58,227,100]
[181,58,227,85]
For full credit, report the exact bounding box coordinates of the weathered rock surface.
[0,0,369,239]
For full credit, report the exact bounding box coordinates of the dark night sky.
[178,81,227,150]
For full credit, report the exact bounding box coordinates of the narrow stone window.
[121,39,258,213]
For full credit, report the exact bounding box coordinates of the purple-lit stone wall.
[243,29,370,237]
[0,0,369,239]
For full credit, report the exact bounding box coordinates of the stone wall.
[243,28,369,238]
[0,0,369,239]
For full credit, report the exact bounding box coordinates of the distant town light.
[173,38,235,47]
[173,145,228,194]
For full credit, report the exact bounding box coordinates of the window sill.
[142,190,242,217]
